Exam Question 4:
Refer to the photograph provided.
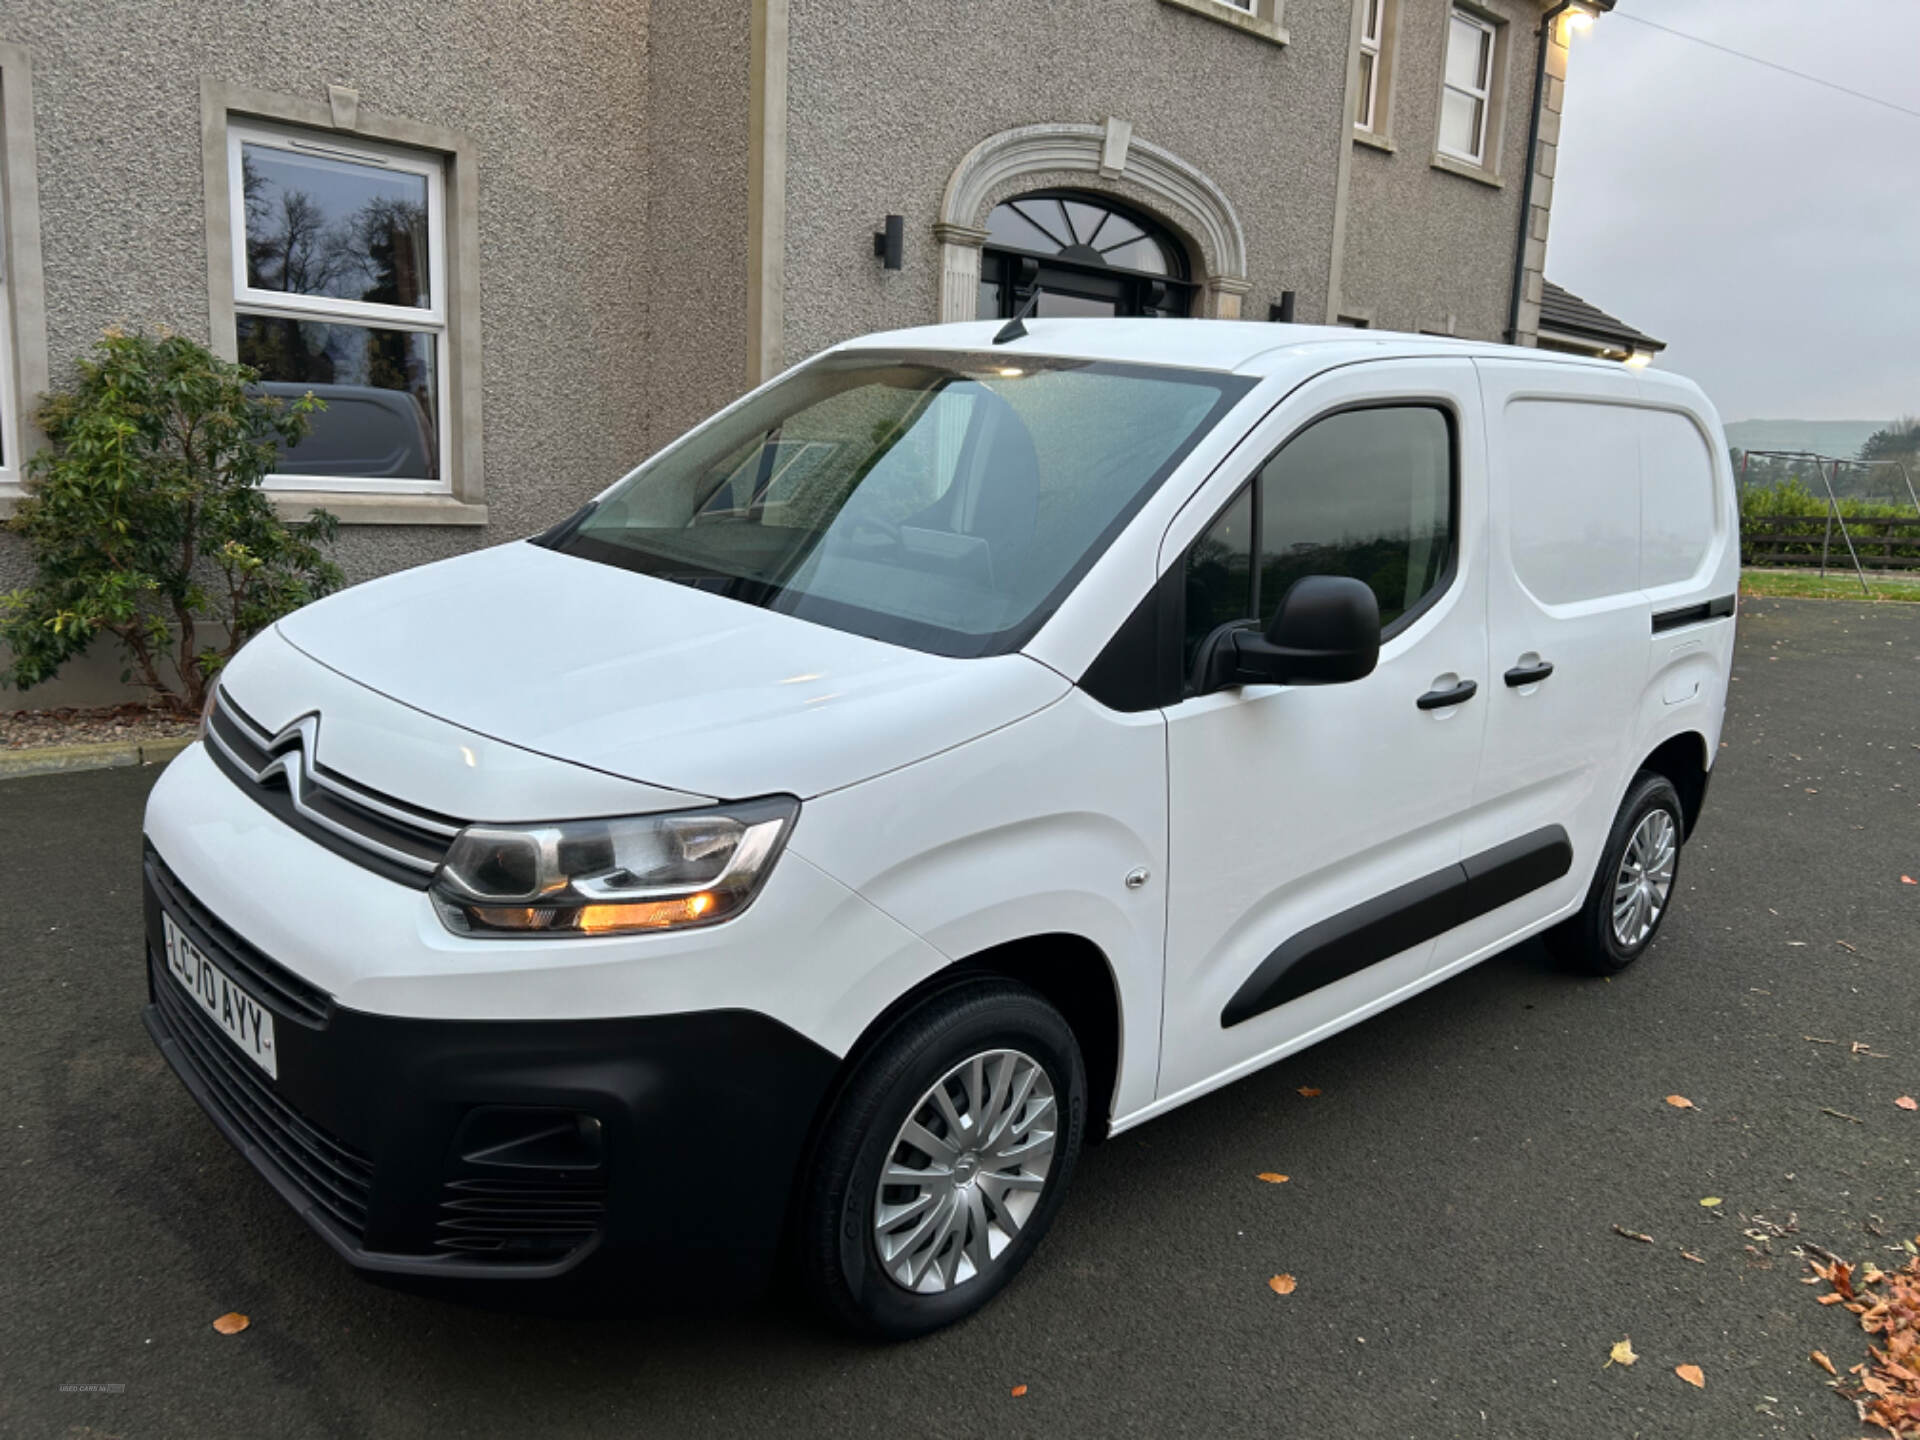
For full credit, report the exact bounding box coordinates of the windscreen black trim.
[1221,826,1573,1027]
[1651,593,1735,634]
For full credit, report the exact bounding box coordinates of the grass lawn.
[1740,568,1920,602]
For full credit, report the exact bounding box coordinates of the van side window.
[1257,406,1452,632]
[1181,406,1454,676]
[1182,487,1253,672]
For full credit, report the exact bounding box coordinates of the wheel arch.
[820,934,1125,1144]
[1637,730,1711,838]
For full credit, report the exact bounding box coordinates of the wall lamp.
[872,214,904,271]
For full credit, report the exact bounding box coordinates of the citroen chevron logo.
[207,702,450,874]
[255,713,324,807]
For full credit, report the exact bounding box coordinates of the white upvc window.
[226,121,450,494]
[1438,9,1497,165]
[1355,0,1385,132]
[1215,0,1255,11]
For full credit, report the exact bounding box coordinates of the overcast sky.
[1551,0,1920,424]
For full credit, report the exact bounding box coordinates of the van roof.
[835,317,1660,383]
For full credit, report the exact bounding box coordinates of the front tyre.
[798,979,1086,1339]
[1550,771,1685,975]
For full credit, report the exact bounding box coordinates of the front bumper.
[142,849,840,1284]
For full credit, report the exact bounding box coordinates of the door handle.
[1503,660,1555,687]
[1416,679,1479,710]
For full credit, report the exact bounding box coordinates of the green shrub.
[1,329,341,715]
[1738,478,1920,565]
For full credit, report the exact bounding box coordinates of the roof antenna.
[993,287,1042,345]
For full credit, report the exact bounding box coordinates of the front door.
[978,191,1199,320]
[1156,360,1490,1106]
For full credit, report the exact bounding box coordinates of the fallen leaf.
[1811,1349,1837,1376]
[1612,1224,1653,1244]
[1256,1172,1290,1184]
[1296,1087,1322,1098]
[1701,1196,1724,1208]
[1010,1384,1028,1398]
[211,1312,250,1335]
[1666,1094,1695,1109]
[1607,1337,1638,1368]
[1896,1097,1918,1111]
[1681,1251,1706,1264]
[1818,1292,1847,1305]
[1675,1363,1706,1389]
[1268,1273,1297,1295]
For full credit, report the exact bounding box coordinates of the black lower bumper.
[142,851,840,1286]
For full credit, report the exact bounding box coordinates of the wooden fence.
[1741,513,1920,571]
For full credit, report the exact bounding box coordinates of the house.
[0,0,1613,707]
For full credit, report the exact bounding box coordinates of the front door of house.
[978,191,1199,320]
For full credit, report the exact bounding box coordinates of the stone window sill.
[1353,130,1396,155]
[1430,152,1503,189]
[1157,0,1289,47]
[268,491,489,527]
[1,484,488,527]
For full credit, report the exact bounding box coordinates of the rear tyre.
[1549,771,1685,975]
[797,979,1086,1339]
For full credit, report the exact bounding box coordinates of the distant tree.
[1859,416,1920,463]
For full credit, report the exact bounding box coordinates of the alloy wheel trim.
[871,1048,1057,1295]
[1611,806,1677,949]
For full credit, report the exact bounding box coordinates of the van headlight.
[430,797,799,937]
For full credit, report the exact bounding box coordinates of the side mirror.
[1213,575,1381,688]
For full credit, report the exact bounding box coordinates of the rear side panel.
[1446,361,1735,966]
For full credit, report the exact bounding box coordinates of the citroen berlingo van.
[142,319,1737,1337]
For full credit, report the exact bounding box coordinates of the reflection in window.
[242,145,430,308]
[1257,407,1451,629]
[228,123,446,489]
[1181,407,1454,678]
[557,353,1248,657]
[236,316,439,480]
[1183,487,1254,671]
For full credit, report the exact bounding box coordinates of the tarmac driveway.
[2,594,1917,1439]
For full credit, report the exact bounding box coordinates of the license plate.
[162,913,278,1079]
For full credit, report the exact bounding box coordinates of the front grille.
[151,951,374,1239]
[203,690,462,889]
[146,849,331,1027]
[435,1177,608,1258]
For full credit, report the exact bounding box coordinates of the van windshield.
[545,351,1252,657]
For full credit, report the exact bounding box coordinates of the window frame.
[1355,0,1385,134]
[1157,0,1290,48]
[1177,399,1462,693]
[1437,8,1498,166]
[0,186,19,492]
[226,118,451,496]
[0,40,49,518]
[201,81,487,525]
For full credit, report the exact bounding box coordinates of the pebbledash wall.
[0,0,1576,710]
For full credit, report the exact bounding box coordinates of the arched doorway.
[936,120,1250,322]
[977,190,1198,319]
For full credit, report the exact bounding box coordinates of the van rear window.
[547,352,1252,658]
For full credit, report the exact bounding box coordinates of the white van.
[142,320,1736,1337]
